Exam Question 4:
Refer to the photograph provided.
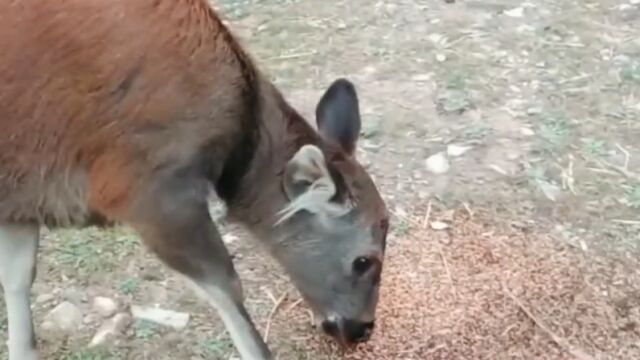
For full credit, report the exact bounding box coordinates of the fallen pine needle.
[611,219,640,225]
[422,201,456,298]
[421,200,433,229]
[285,298,304,313]
[502,282,595,360]
[264,291,288,343]
[463,202,474,219]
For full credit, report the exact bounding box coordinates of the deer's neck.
[222,79,320,237]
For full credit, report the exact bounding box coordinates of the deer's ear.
[277,145,348,225]
[315,78,361,155]
[282,145,334,201]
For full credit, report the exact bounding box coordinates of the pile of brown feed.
[277,209,640,360]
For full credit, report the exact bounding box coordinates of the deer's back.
[0,0,255,226]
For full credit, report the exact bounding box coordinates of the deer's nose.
[342,319,375,343]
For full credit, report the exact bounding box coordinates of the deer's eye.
[352,256,373,276]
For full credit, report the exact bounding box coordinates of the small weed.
[527,165,548,184]
[51,227,138,274]
[62,348,117,360]
[393,220,410,236]
[463,124,492,140]
[538,112,571,153]
[620,61,640,83]
[118,278,140,295]
[440,92,472,114]
[53,232,103,271]
[216,0,254,19]
[201,337,233,357]
[582,138,607,156]
[361,116,382,139]
[134,320,159,340]
[436,70,473,114]
[627,185,640,209]
[446,71,468,90]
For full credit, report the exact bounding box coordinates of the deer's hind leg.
[116,174,272,360]
[0,223,40,360]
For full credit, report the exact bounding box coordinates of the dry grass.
[285,209,640,360]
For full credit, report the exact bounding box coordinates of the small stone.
[536,179,561,202]
[504,7,524,18]
[36,293,55,304]
[428,33,446,45]
[435,53,447,62]
[89,312,132,347]
[430,221,450,230]
[131,306,190,330]
[520,127,535,136]
[42,301,83,333]
[425,152,450,174]
[446,144,471,157]
[362,117,382,139]
[362,65,377,75]
[92,297,118,318]
[631,0,640,5]
[440,210,456,222]
[222,233,239,244]
[412,73,433,82]
[488,164,509,176]
[62,288,87,304]
[146,284,169,304]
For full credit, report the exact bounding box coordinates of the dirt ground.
[2,0,640,359]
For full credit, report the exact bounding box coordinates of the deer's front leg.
[0,223,40,360]
[123,175,273,360]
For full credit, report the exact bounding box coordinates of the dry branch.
[502,283,596,360]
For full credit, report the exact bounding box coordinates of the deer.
[0,1,389,359]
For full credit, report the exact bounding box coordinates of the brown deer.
[0,1,389,359]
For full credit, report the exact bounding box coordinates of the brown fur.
[0,0,386,233]
[1,0,252,224]
[0,0,388,354]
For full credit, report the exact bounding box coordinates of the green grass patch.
[118,278,140,295]
[50,227,139,274]
[627,184,640,209]
[620,61,640,83]
[134,320,159,340]
[537,111,572,153]
[201,337,234,358]
[581,138,607,156]
[62,348,119,360]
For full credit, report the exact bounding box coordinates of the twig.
[596,158,640,181]
[264,291,288,343]
[539,40,585,48]
[422,202,456,298]
[284,298,304,313]
[462,202,474,219]
[437,243,456,298]
[558,73,593,85]
[263,288,277,304]
[611,219,640,225]
[444,34,472,49]
[421,200,433,229]
[389,98,412,110]
[502,283,595,360]
[615,143,631,171]
[586,167,618,176]
[267,51,316,61]
[560,154,576,195]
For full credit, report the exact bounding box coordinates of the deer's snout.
[321,318,375,345]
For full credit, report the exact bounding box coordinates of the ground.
[1,0,640,359]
